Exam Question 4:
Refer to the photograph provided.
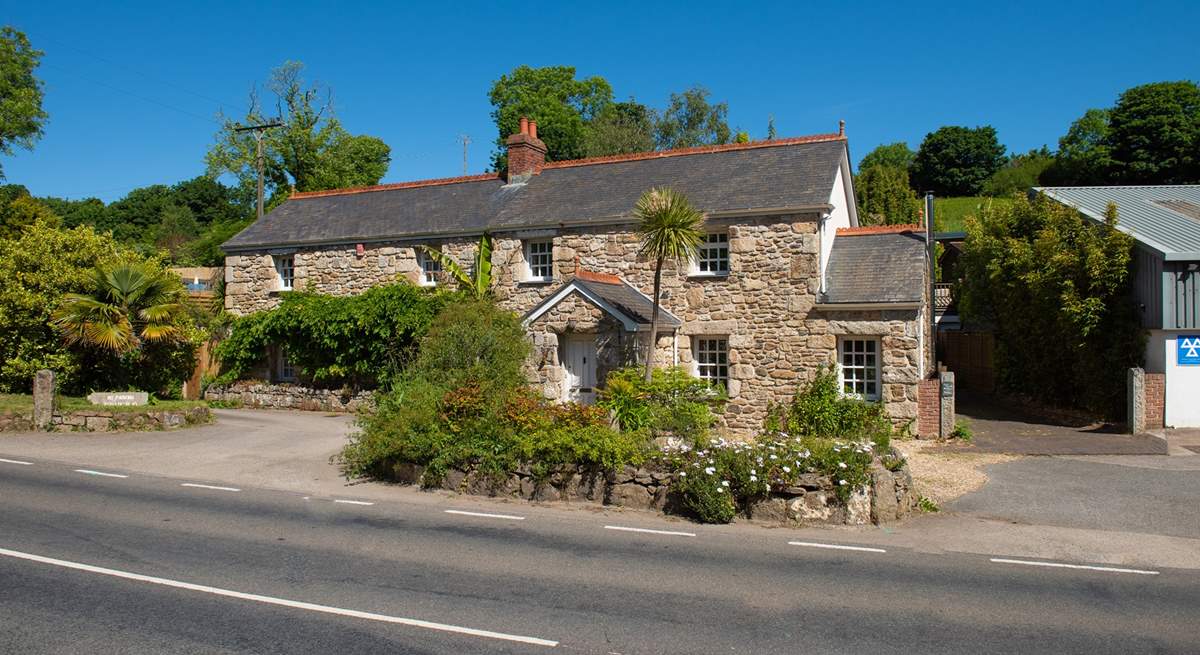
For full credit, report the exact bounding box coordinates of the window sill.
[519,279,554,286]
[268,289,294,296]
[687,272,730,280]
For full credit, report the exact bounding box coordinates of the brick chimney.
[506,116,547,182]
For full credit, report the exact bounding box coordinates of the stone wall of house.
[392,455,917,526]
[224,213,927,434]
[525,290,633,401]
[205,381,374,413]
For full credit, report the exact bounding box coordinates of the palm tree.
[419,233,493,298]
[53,262,189,355]
[634,187,705,381]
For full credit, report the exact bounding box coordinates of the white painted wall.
[1148,329,1200,427]
[820,165,853,293]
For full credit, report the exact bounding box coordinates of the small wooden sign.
[87,392,149,406]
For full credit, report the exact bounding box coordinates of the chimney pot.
[519,116,529,135]
[529,120,538,140]
[839,120,845,136]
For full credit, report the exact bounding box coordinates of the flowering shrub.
[662,434,878,523]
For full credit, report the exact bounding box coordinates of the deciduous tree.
[858,142,915,173]
[582,100,655,157]
[0,27,48,179]
[911,126,1006,196]
[1108,80,1200,184]
[653,87,731,150]
[489,65,613,169]
[207,61,391,204]
[854,165,921,225]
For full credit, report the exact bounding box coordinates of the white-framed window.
[694,337,729,389]
[525,239,553,282]
[277,349,297,382]
[692,232,730,276]
[274,255,295,290]
[838,337,880,400]
[418,249,441,287]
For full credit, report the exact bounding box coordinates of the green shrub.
[215,282,453,388]
[764,365,893,452]
[339,300,650,484]
[950,419,973,442]
[598,366,723,440]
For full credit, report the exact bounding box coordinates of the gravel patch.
[894,440,1020,506]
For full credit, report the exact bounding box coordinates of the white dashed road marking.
[0,547,559,647]
[788,541,887,554]
[990,558,1159,575]
[444,510,526,521]
[0,458,33,466]
[181,483,241,492]
[604,525,696,537]
[74,469,128,479]
[333,500,374,506]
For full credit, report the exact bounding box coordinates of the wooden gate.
[937,331,994,393]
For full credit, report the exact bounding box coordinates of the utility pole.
[234,121,283,220]
[458,134,471,175]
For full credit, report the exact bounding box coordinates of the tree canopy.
[982,147,1053,196]
[582,100,655,158]
[206,61,391,204]
[0,27,48,180]
[1040,108,1113,186]
[653,86,731,150]
[911,126,1006,197]
[858,142,915,172]
[1108,81,1200,184]
[854,165,922,225]
[488,65,613,169]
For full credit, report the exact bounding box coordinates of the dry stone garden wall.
[0,406,211,433]
[205,381,374,413]
[391,454,918,526]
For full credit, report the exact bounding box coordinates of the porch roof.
[522,271,682,332]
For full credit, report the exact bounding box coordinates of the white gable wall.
[819,162,854,292]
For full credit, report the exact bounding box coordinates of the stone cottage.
[221,119,932,434]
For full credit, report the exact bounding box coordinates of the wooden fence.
[937,331,994,393]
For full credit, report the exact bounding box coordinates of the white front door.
[563,334,598,404]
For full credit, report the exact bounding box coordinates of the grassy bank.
[934,197,1013,232]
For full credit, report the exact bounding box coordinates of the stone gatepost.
[33,369,55,430]
[1127,367,1146,435]
[938,371,955,439]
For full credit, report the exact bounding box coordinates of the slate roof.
[1036,185,1200,260]
[523,272,682,330]
[820,229,926,305]
[223,135,848,252]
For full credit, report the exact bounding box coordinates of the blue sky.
[4,0,1199,202]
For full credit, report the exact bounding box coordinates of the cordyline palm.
[419,233,494,298]
[53,262,188,355]
[634,187,705,381]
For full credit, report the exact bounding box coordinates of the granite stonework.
[204,381,374,413]
[0,407,211,433]
[225,214,929,435]
[390,453,917,527]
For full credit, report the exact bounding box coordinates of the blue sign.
[1179,335,1200,366]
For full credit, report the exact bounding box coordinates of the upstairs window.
[694,337,729,389]
[419,249,441,287]
[525,240,553,282]
[839,337,880,400]
[694,233,729,275]
[274,255,295,290]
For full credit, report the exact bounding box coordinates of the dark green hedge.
[215,282,455,388]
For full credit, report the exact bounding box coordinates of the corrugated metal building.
[1038,186,1200,427]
